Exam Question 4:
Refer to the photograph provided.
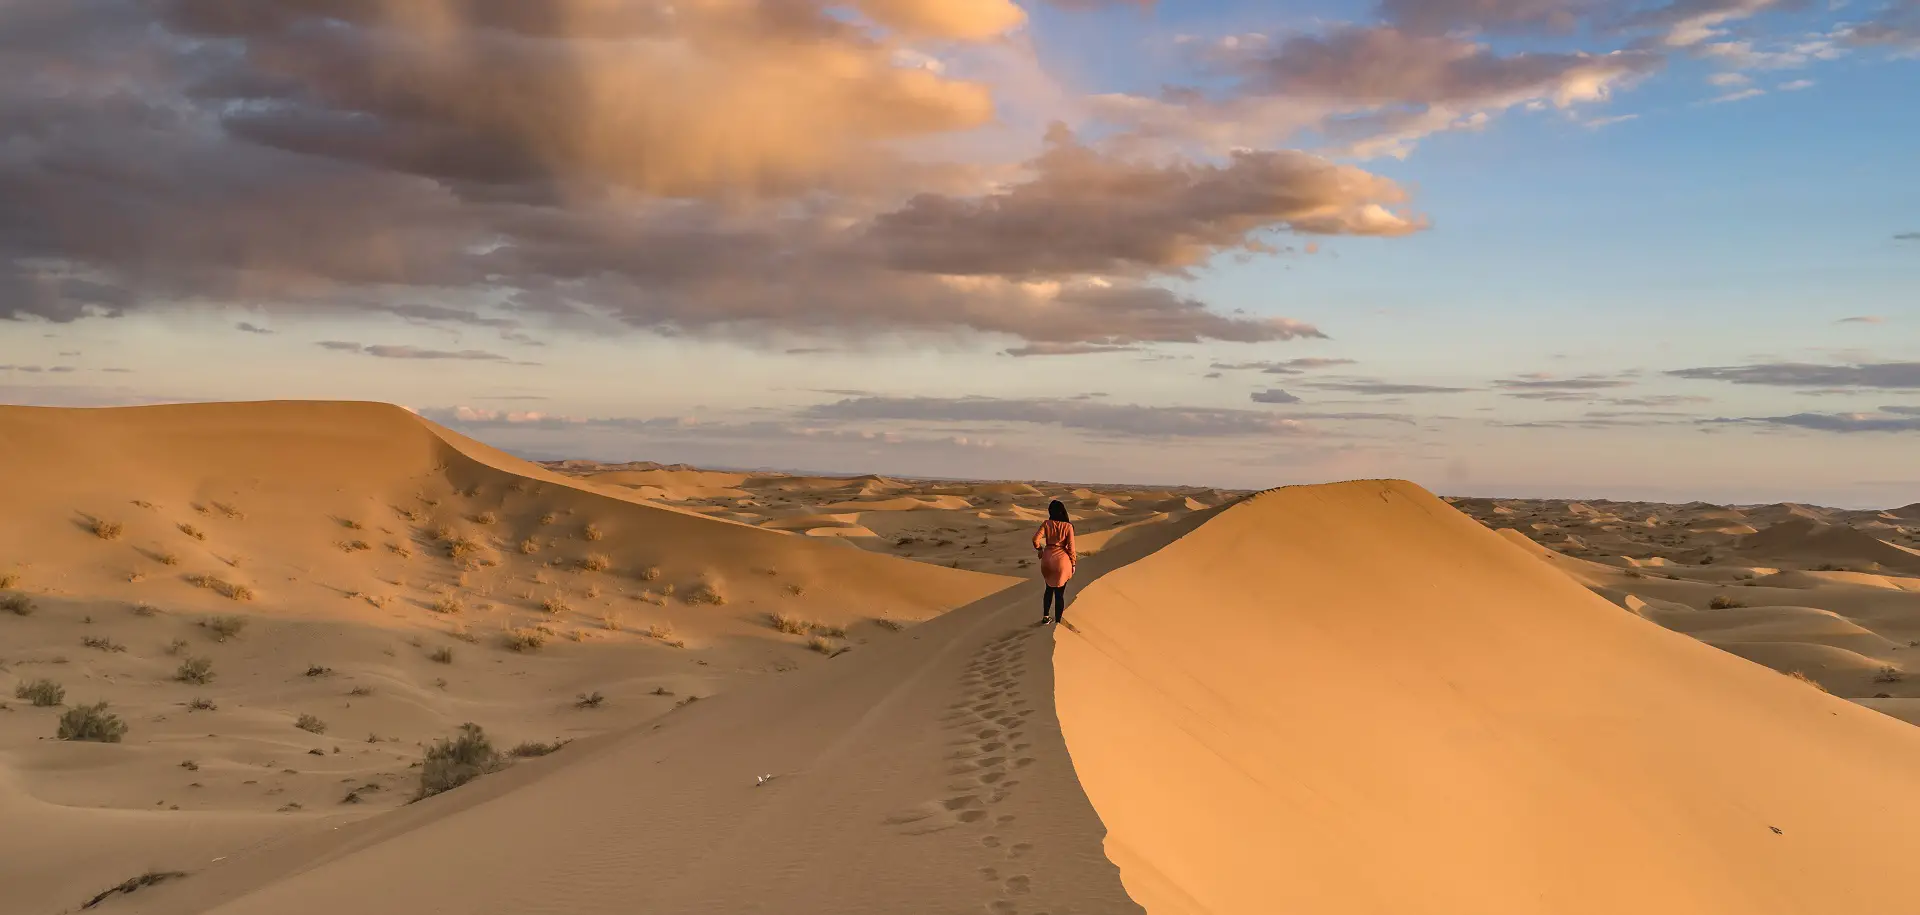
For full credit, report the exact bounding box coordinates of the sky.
[1,0,1917,506]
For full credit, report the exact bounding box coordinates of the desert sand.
[5,402,1920,913]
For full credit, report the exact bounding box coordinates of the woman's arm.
[1064,525,1076,562]
[1032,526,1047,551]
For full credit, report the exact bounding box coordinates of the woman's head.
[1048,500,1069,522]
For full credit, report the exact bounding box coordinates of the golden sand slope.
[0,402,1011,914]
[1055,481,1920,914]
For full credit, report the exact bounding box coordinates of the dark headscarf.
[1048,499,1069,522]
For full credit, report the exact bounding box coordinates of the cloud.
[1837,315,1886,324]
[1003,342,1141,357]
[316,341,511,362]
[1669,362,1920,389]
[1711,411,1920,432]
[1302,380,1476,395]
[1897,232,1920,241]
[801,395,1419,438]
[1845,0,1920,49]
[1491,375,1634,399]
[1604,394,1713,407]
[1212,357,1358,373]
[1376,0,1607,34]
[235,322,275,335]
[1098,26,1661,157]
[869,127,1422,279]
[1708,87,1767,103]
[0,1,1421,350]
[1778,78,1815,90]
[1250,389,1304,404]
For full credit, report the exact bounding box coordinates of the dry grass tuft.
[131,602,158,616]
[15,678,65,706]
[155,552,180,566]
[1873,665,1904,684]
[82,635,126,653]
[178,523,206,541]
[189,575,253,602]
[294,713,327,734]
[807,635,837,655]
[574,691,606,709]
[510,740,566,758]
[770,612,813,635]
[876,618,906,631]
[1708,595,1745,610]
[686,580,726,606]
[431,596,465,615]
[200,614,247,640]
[0,571,16,589]
[58,702,126,742]
[473,511,498,525]
[429,646,455,664]
[540,594,571,614]
[502,628,546,652]
[518,538,540,555]
[304,664,333,677]
[176,657,215,684]
[2,593,33,616]
[1786,670,1828,693]
[416,723,507,800]
[579,553,611,572]
[638,566,661,581]
[339,540,372,553]
[582,523,604,541]
[538,512,557,526]
[212,502,245,520]
[784,583,805,596]
[811,624,847,638]
[81,870,188,910]
[164,638,189,655]
[90,518,125,540]
[188,697,217,711]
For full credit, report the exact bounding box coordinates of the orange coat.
[1032,519,1076,587]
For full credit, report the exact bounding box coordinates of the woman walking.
[1032,500,1077,626]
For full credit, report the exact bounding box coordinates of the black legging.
[1042,585,1068,623]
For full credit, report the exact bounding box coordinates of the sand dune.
[1056,481,1920,913]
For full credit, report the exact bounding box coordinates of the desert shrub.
[638,566,661,581]
[2,593,33,616]
[785,583,805,596]
[503,628,546,652]
[540,595,571,615]
[518,539,540,555]
[190,576,253,602]
[510,740,566,758]
[200,615,247,639]
[416,723,507,800]
[770,612,812,635]
[645,623,674,640]
[579,553,611,572]
[188,697,217,711]
[876,618,906,631]
[0,572,17,589]
[82,636,126,653]
[473,511,498,525]
[156,552,180,566]
[164,638,189,655]
[340,540,372,552]
[212,502,244,520]
[57,702,127,742]
[304,664,332,677]
[538,512,557,526]
[686,580,726,606]
[175,657,215,684]
[1874,665,1904,684]
[429,646,455,664]
[1708,595,1745,610]
[15,678,64,706]
[342,518,364,530]
[294,713,327,734]
[447,537,485,561]
[581,523,603,541]
[349,685,373,696]
[574,691,606,709]
[91,519,125,540]
[807,635,836,655]
[812,624,847,638]
[179,523,206,540]
[1786,670,1828,693]
[131,602,159,617]
[431,596,465,615]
